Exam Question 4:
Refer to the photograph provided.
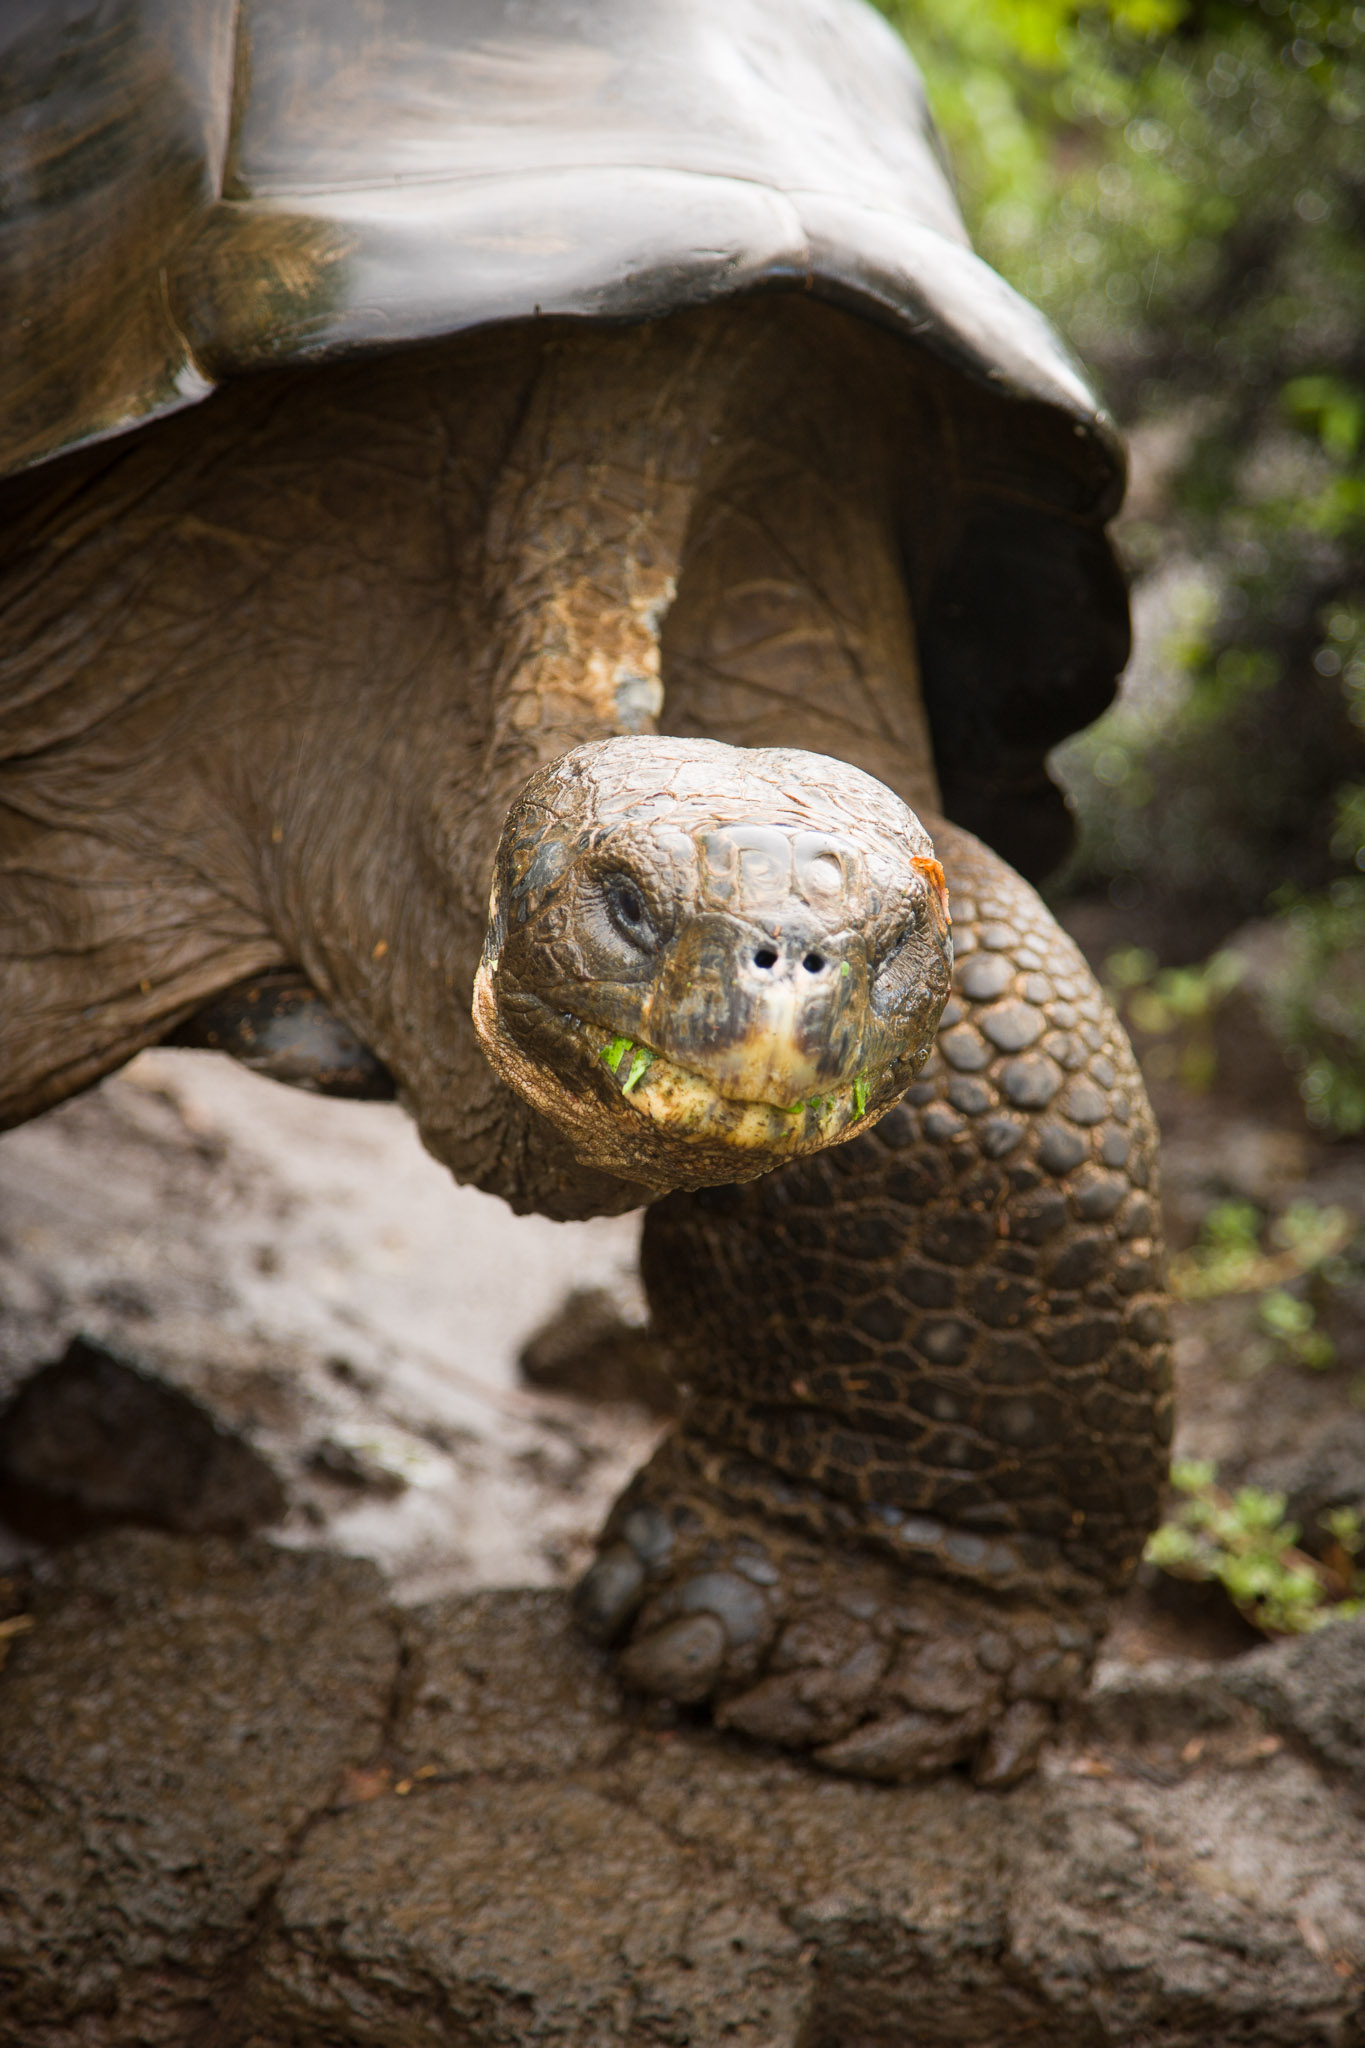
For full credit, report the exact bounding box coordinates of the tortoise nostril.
[753,948,778,970]
[802,953,825,974]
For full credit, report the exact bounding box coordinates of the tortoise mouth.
[473,938,933,1195]
[570,1010,889,1152]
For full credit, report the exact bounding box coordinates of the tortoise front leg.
[576,820,1172,1786]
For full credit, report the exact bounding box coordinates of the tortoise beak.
[642,913,867,1109]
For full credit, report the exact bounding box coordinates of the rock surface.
[0,1050,657,1601]
[518,1283,681,1415]
[1,1531,1362,2047]
[0,1533,397,2047]
[4,1029,1365,2046]
[0,1335,287,1540]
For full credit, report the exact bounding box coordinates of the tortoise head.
[473,737,952,1191]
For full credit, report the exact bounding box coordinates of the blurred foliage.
[1265,778,1365,1130]
[1145,1458,1363,1632]
[878,0,1365,1129]
[1169,1190,1352,1283]
[1257,1282,1335,1368]
[1104,942,1244,1086]
[1164,1193,1357,1372]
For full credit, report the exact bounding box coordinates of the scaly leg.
[577,820,1172,1785]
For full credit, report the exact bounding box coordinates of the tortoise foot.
[575,1492,1103,1787]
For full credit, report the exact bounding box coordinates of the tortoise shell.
[1,0,1129,870]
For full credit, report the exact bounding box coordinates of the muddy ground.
[2,910,1364,2045]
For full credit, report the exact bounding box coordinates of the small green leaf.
[1324,1507,1364,1555]
[622,1047,655,1094]
[600,1037,632,1075]
[1259,1288,1312,1339]
[853,1076,868,1117]
[840,961,851,979]
[1144,1524,1200,1569]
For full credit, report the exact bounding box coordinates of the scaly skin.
[577,821,1171,1785]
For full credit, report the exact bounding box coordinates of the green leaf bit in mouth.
[600,1038,657,1094]
[601,1036,632,1074]
[602,1032,877,1129]
[623,1046,655,1093]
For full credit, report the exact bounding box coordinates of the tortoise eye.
[603,873,656,949]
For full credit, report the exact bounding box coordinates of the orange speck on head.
[372,939,388,961]
[911,855,950,924]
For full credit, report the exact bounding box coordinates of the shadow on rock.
[0,1335,286,1542]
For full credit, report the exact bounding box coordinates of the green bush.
[878,1,1365,1089]
[1145,1458,1363,1632]
[1264,781,1365,1131]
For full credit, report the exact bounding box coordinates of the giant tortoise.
[0,0,1170,1786]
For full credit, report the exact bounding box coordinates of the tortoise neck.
[471,314,743,788]
[0,297,943,1217]
[293,312,761,1210]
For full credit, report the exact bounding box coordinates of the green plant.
[1106,946,1245,1089]
[1169,1198,1263,1298]
[1171,1198,1355,1377]
[1170,1196,1354,1301]
[1264,774,1365,1133]
[1145,1458,1363,1633]
[1273,1197,1357,1277]
[1256,1287,1335,1370]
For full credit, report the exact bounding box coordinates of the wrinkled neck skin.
[0,299,943,1217]
[252,317,738,1216]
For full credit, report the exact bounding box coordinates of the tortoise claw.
[814,1708,980,1779]
[573,1543,645,1643]
[618,1612,726,1702]
[586,1489,1103,1782]
[716,1622,888,1745]
[972,1698,1054,1789]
